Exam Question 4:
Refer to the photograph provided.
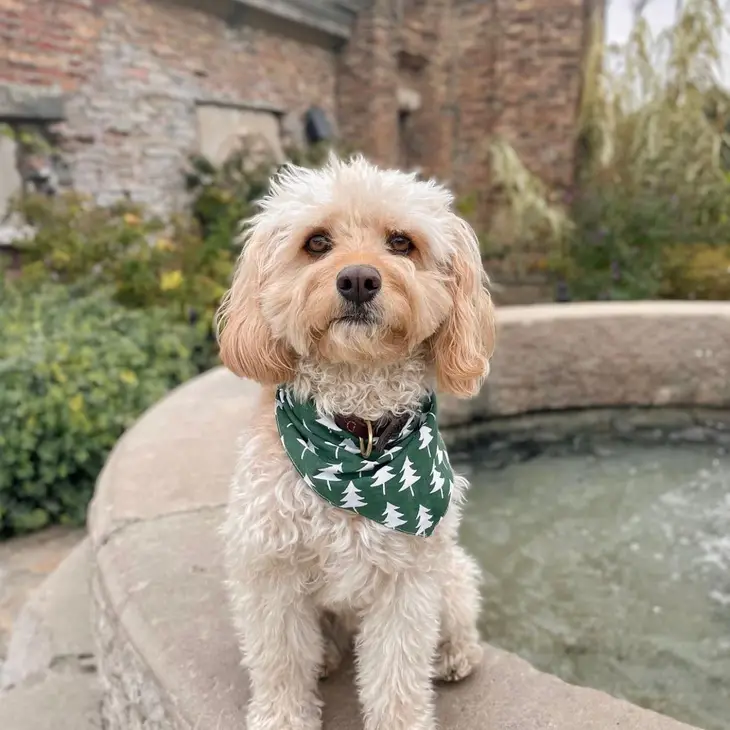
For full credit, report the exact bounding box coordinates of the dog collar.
[275,386,454,537]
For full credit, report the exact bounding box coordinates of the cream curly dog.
[217,155,495,730]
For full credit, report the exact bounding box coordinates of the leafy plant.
[0,283,199,536]
[11,193,235,369]
[660,243,730,299]
[482,0,730,300]
[186,136,338,239]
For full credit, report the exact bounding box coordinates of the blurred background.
[1,1,729,729]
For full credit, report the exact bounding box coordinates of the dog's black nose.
[336,265,381,305]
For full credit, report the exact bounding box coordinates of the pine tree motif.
[415,505,434,536]
[314,463,343,490]
[316,414,342,431]
[436,444,445,466]
[303,474,316,490]
[335,438,360,459]
[370,464,396,494]
[398,415,414,440]
[296,438,317,459]
[358,458,380,477]
[398,456,420,495]
[341,481,367,510]
[418,424,434,456]
[430,463,445,497]
[381,444,403,461]
[285,389,295,408]
[382,502,407,530]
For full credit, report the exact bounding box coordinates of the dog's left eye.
[387,233,414,255]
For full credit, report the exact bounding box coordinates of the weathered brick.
[0,0,589,221]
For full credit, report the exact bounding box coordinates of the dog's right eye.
[304,234,332,255]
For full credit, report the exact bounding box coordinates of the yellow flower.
[123,213,141,226]
[160,269,183,291]
[119,370,138,385]
[68,394,84,413]
[155,237,175,251]
[50,250,72,265]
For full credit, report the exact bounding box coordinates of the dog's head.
[217,155,495,398]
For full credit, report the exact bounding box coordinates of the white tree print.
[418,424,433,455]
[436,444,445,465]
[358,458,380,477]
[430,464,445,497]
[398,456,420,495]
[296,438,317,459]
[398,415,414,440]
[370,465,396,494]
[382,502,407,530]
[381,444,403,461]
[335,438,360,459]
[415,505,434,536]
[341,481,366,510]
[314,463,343,489]
[316,413,342,432]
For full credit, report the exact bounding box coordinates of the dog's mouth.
[332,306,377,326]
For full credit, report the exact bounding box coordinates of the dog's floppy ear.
[430,215,495,398]
[216,225,295,385]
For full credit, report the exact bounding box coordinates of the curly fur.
[217,155,495,730]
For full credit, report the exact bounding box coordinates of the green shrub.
[11,193,235,370]
[13,141,339,369]
[660,243,730,299]
[185,138,338,252]
[482,0,730,301]
[0,283,199,537]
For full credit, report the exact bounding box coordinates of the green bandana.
[275,386,453,537]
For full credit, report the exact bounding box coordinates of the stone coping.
[88,301,730,730]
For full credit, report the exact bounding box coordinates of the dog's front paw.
[247,698,322,730]
[433,639,483,683]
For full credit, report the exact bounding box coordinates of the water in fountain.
[455,439,730,730]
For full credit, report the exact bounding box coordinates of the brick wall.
[1,0,590,226]
[339,0,590,204]
[1,0,340,214]
[0,0,103,91]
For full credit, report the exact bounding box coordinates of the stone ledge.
[440,300,730,427]
[89,301,730,729]
[0,83,66,122]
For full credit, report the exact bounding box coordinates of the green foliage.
[185,137,338,250]
[11,193,235,369]
[484,0,730,300]
[660,243,730,299]
[0,283,198,537]
[1,139,342,536]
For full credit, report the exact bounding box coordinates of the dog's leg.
[433,544,484,683]
[355,571,440,730]
[233,570,323,730]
